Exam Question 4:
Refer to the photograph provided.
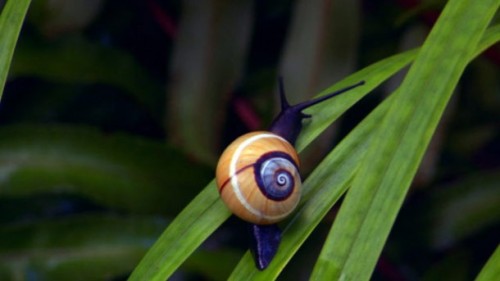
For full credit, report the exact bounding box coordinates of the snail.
[216,78,365,269]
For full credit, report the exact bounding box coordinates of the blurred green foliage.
[0,0,498,280]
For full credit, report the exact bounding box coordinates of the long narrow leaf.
[129,23,499,280]
[310,1,499,280]
[227,49,418,279]
[227,25,500,278]
[129,48,416,280]
[228,20,500,275]
[475,245,500,281]
[0,0,31,99]
[128,182,229,281]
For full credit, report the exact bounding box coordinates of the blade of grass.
[227,81,394,281]
[0,0,31,99]
[129,23,499,280]
[129,48,416,280]
[310,1,499,280]
[225,22,498,277]
[229,20,500,281]
[128,181,230,281]
[475,245,500,281]
[295,49,417,152]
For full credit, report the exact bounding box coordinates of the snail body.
[216,131,301,225]
[215,78,365,269]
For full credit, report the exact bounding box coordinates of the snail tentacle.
[215,78,365,270]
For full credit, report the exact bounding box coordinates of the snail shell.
[216,131,301,225]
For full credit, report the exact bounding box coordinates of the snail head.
[269,77,365,145]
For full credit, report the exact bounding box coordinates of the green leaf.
[294,49,416,152]
[128,181,230,281]
[228,22,500,281]
[0,125,212,214]
[310,1,499,280]
[129,47,416,281]
[129,22,500,281]
[475,246,500,281]
[0,215,166,281]
[0,0,31,99]
[184,249,242,280]
[226,56,415,281]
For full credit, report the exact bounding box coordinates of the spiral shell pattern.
[216,132,301,224]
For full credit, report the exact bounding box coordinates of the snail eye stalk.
[270,78,365,145]
[215,78,365,270]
